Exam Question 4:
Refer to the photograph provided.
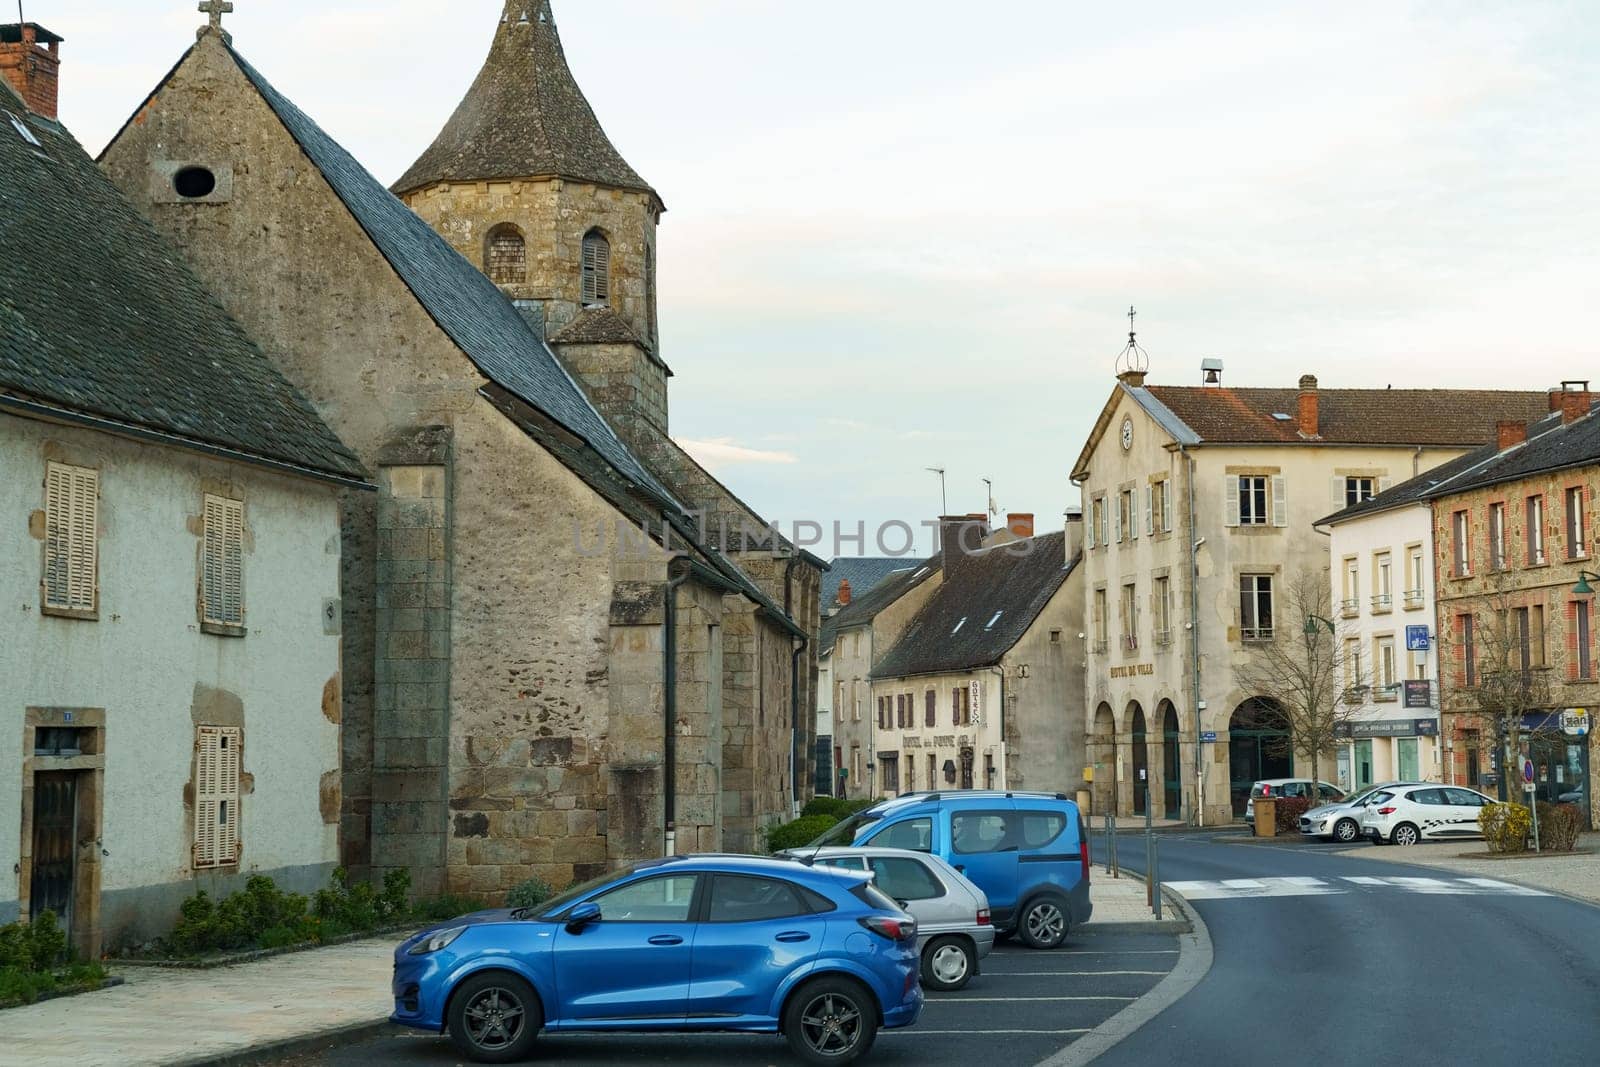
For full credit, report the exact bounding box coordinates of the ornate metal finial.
[1114,304,1150,378]
[198,0,233,41]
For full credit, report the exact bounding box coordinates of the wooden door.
[31,771,78,931]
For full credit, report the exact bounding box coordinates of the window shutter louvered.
[43,462,98,613]
[1113,498,1122,542]
[1162,482,1173,531]
[193,725,242,868]
[1085,504,1095,549]
[1331,476,1345,511]
[202,495,245,626]
[1224,476,1240,527]
[1129,491,1139,540]
[1271,476,1288,527]
[1144,485,1154,536]
[581,231,611,305]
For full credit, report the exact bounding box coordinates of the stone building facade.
[99,13,809,898]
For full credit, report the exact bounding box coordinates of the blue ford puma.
[392,854,922,1064]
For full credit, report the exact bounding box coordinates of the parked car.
[783,846,994,991]
[809,790,1090,949]
[1298,782,1421,842]
[1360,784,1496,845]
[390,854,923,1064]
[1244,779,1345,823]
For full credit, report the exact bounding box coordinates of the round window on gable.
[173,166,218,199]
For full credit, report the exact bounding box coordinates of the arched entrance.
[1161,701,1181,817]
[1229,697,1291,816]
[1130,703,1148,815]
[1090,703,1115,815]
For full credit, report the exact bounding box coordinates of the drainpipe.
[989,665,1006,787]
[785,555,808,817]
[663,555,693,857]
[1181,445,1204,826]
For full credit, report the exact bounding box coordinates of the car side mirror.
[566,901,601,933]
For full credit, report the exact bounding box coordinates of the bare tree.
[1235,568,1363,791]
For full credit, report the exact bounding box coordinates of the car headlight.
[408,925,467,955]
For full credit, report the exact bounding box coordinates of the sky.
[31,0,1600,557]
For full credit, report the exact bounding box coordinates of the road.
[267,928,1176,1066]
[1097,831,1600,1066]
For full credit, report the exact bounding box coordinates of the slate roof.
[1143,385,1550,446]
[871,534,1074,680]
[219,43,674,505]
[819,556,941,657]
[823,557,917,609]
[550,307,646,350]
[0,87,364,483]
[392,1,655,200]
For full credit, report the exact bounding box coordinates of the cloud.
[675,437,799,470]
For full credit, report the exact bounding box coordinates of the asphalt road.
[264,929,1176,1066]
[1096,831,1600,1067]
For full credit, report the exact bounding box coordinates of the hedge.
[762,814,840,854]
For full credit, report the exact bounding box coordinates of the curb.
[1035,882,1212,1067]
[170,1019,400,1067]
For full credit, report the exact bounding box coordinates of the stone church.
[100,0,821,897]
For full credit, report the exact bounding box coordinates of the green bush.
[413,894,481,922]
[507,876,554,911]
[1274,796,1312,834]
[1536,802,1585,852]
[1480,802,1532,853]
[164,867,414,958]
[0,911,67,972]
[762,813,839,854]
[801,796,874,820]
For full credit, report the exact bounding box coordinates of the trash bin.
[1253,797,1277,837]
[1076,789,1092,815]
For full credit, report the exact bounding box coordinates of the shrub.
[800,796,874,820]
[1480,802,1532,853]
[507,876,553,911]
[1536,802,1585,852]
[1274,797,1312,834]
[762,814,839,854]
[0,911,67,972]
[414,894,481,922]
[166,867,413,958]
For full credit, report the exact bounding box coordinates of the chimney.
[1562,390,1591,425]
[1496,420,1527,450]
[1007,512,1035,539]
[1063,507,1083,564]
[939,514,990,579]
[836,578,852,607]
[1297,374,1319,437]
[0,24,62,121]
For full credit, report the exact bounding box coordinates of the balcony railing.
[1241,626,1274,642]
[1371,593,1393,613]
[1339,598,1360,618]
[1373,681,1399,702]
[1402,589,1425,610]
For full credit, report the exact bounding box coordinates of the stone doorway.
[1228,697,1292,816]
[1161,702,1181,818]
[30,772,76,929]
[21,708,105,959]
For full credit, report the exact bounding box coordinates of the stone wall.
[1003,570,1085,794]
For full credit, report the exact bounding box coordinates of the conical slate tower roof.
[393,0,655,200]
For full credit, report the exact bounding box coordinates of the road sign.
[1523,782,1537,793]
[1405,625,1430,651]
[1562,708,1590,736]
[1522,758,1535,784]
[1200,731,1218,743]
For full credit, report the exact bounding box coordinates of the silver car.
[1299,781,1421,842]
[788,845,994,991]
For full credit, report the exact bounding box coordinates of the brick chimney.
[1297,374,1319,437]
[836,578,852,607]
[0,24,62,121]
[1562,389,1592,425]
[1496,420,1527,449]
[1007,512,1035,539]
[939,514,990,579]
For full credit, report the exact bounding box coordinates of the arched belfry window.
[485,223,526,285]
[581,229,610,306]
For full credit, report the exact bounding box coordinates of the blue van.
[813,792,1091,949]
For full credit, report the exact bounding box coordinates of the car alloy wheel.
[1020,898,1068,949]
[463,985,527,1051]
[1334,819,1359,843]
[922,935,975,991]
[798,989,865,1058]
[1392,823,1420,846]
[447,971,541,1063]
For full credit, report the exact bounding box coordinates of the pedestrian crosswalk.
[1165,875,1550,900]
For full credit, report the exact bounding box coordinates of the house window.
[42,461,99,617]
[644,242,657,344]
[877,696,887,730]
[880,755,899,794]
[1089,495,1107,549]
[1239,574,1274,640]
[1341,556,1359,617]
[1489,503,1507,570]
[852,747,862,784]
[1115,489,1130,543]
[1452,510,1471,576]
[194,725,241,869]
[952,686,970,726]
[1153,576,1171,644]
[580,229,611,305]
[1405,545,1425,608]
[927,753,937,789]
[1152,479,1171,533]
[1516,605,1546,669]
[1344,637,1363,700]
[1459,614,1476,686]
[1092,588,1108,653]
[1375,636,1396,699]
[906,753,916,792]
[1527,495,1545,565]
[925,690,936,728]
[852,694,861,722]
[1577,601,1593,680]
[1238,476,1268,525]
[1120,582,1138,651]
[485,223,527,285]
[1566,486,1587,559]
[1373,551,1392,613]
[1345,477,1376,506]
[201,494,245,631]
[895,694,905,729]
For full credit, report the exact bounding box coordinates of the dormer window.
[7,110,40,148]
[581,229,610,306]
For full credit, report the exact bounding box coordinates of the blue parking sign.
[1405,625,1430,652]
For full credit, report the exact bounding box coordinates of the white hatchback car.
[1360,784,1496,845]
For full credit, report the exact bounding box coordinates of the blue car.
[392,854,923,1064]
[814,791,1091,949]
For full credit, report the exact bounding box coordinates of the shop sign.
[1402,680,1432,709]
[1562,708,1590,737]
[1338,718,1439,739]
[1109,663,1155,679]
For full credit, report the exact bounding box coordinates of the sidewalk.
[1347,831,1600,905]
[3,937,395,1067]
[1084,869,1191,932]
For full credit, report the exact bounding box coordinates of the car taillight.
[1080,835,1090,881]
[976,908,991,926]
[1378,806,1397,815]
[1262,784,1272,795]
[859,915,917,942]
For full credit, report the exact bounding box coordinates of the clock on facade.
[1120,417,1134,451]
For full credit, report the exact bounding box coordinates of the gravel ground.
[1342,831,1600,903]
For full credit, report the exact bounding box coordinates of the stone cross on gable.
[199,0,234,38]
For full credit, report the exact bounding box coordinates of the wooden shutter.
[1330,476,1346,511]
[1161,481,1173,531]
[581,231,610,305]
[194,725,241,868]
[1113,495,1123,542]
[1223,476,1240,527]
[43,462,98,613]
[1144,485,1154,536]
[1084,501,1095,549]
[1271,476,1288,527]
[1129,490,1139,540]
[202,495,245,626]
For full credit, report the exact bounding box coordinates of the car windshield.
[535,868,639,919]
[807,810,882,847]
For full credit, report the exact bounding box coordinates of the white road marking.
[1165,877,1344,899]
[984,970,1170,976]
[1341,876,1389,885]
[886,1029,1094,1036]
[939,996,1137,1002]
[1457,877,1550,896]
[1168,875,1553,900]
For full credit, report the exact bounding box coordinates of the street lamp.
[1303,614,1335,636]
[1573,570,1600,595]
